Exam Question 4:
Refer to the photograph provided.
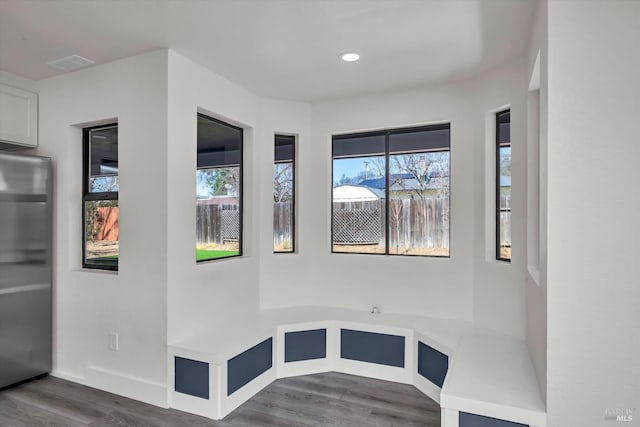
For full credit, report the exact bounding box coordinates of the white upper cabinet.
[0,83,38,149]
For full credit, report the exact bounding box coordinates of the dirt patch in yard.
[332,244,449,257]
[86,240,119,258]
[197,242,240,251]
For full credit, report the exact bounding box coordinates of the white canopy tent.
[332,185,384,202]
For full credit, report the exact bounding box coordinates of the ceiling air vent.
[47,54,95,72]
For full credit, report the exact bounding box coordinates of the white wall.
[525,0,548,404]
[26,43,537,404]
[166,51,262,343]
[264,83,476,322]
[31,48,304,403]
[474,59,528,339]
[35,50,169,405]
[259,67,531,337]
[163,48,532,346]
[547,1,640,425]
[256,98,312,304]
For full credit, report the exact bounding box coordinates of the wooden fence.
[196,204,239,245]
[332,198,449,251]
[273,202,293,249]
[197,203,294,249]
[388,198,449,252]
[499,193,512,248]
[197,198,451,252]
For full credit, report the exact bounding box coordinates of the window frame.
[82,123,119,271]
[196,113,244,262]
[331,123,451,258]
[496,109,511,262]
[273,134,296,254]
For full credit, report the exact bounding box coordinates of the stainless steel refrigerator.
[0,152,52,388]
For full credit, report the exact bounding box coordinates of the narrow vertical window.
[274,135,295,253]
[496,110,511,261]
[332,133,387,254]
[196,114,243,261]
[332,124,450,257]
[83,124,119,270]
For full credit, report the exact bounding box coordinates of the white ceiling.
[0,0,537,101]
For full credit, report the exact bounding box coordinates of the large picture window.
[332,124,450,257]
[274,135,295,253]
[496,109,511,262]
[83,124,119,270]
[196,114,243,261]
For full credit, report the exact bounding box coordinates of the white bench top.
[441,329,546,425]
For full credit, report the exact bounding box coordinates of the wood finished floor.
[0,372,440,427]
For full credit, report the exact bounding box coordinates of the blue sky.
[197,155,454,196]
[333,157,383,184]
[196,171,211,198]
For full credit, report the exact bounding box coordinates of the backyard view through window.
[274,135,295,252]
[196,114,242,261]
[497,110,511,261]
[332,124,450,256]
[83,124,119,270]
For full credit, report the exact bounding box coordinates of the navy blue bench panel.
[227,337,273,396]
[340,329,405,368]
[174,356,209,399]
[417,341,449,387]
[459,412,528,427]
[285,329,327,362]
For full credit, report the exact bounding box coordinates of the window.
[196,114,243,261]
[332,124,450,257]
[274,135,295,253]
[496,109,511,261]
[83,124,119,270]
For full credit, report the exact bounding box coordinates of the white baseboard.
[51,366,168,408]
[50,369,86,384]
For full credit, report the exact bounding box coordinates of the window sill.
[74,267,118,275]
[492,257,511,266]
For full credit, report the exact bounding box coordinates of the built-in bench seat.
[441,330,546,427]
[168,306,546,427]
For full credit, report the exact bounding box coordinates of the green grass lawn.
[196,248,239,261]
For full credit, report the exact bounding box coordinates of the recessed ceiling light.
[340,52,360,62]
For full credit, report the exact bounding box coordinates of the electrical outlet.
[108,332,119,351]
